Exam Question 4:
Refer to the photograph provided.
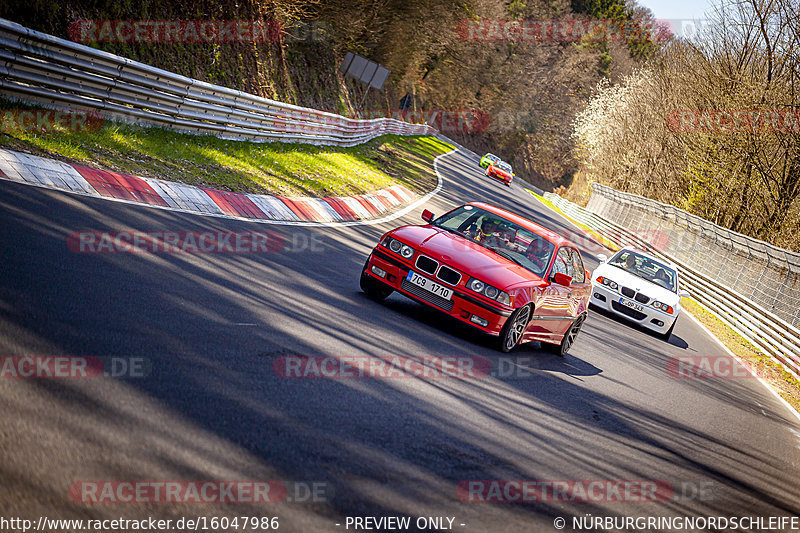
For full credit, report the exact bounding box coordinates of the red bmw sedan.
[360,202,591,354]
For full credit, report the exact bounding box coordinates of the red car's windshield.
[434,205,555,277]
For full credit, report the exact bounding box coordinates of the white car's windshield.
[435,206,555,277]
[608,250,677,292]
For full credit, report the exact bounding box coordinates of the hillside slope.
[0,0,658,189]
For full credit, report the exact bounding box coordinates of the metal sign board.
[339,51,355,74]
[360,62,378,85]
[370,65,390,90]
[347,55,369,80]
[339,52,390,91]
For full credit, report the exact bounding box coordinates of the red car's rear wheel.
[544,313,586,357]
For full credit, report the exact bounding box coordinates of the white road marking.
[684,310,800,424]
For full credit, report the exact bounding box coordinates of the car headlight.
[467,277,510,305]
[382,237,414,259]
[468,279,485,293]
[652,301,674,314]
[596,276,618,290]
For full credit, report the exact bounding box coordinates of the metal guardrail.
[545,191,800,379]
[0,18,434,146]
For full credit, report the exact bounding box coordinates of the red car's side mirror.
[553,272,573,287]
[422,209,434,223]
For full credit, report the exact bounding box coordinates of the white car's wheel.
[660,318,676,341]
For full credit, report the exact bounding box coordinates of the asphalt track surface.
[1,148,799,532]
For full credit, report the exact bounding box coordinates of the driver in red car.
[473,217,509,248]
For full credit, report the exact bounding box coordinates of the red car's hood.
[389,225,542,290]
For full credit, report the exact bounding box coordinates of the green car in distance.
[480,153,501,168]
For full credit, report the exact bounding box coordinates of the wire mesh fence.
[545,187,800,377]
[586,183,800,328]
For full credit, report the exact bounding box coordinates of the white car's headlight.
[652,300,674,314]
[596,276,618,290]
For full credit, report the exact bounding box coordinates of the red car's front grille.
[401,280,455,311]
[437,265,461,285]
[415,255,438,275]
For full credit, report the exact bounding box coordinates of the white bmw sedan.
[590,248,689,340]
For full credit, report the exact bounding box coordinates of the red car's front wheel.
[498,305,532,352]
[360,259,393,301]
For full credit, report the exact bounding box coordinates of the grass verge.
[527,189,800,415]
[0,102,453,198]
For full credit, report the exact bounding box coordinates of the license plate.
[406,270,453,300]
[619,297,644,312]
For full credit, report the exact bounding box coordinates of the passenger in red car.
[526,239,551,270]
